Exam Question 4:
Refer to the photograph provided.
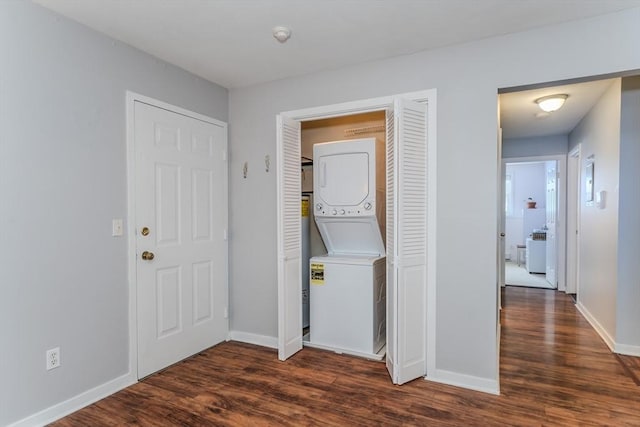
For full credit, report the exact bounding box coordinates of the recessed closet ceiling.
[34,0,640,89]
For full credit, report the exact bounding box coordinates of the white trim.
[576,301,615,351]
[502,154,567,292]
[303,341,385,361]
[229,331,278,349]
[125,92,138,382]
[125,91,229,381]
[7,373,135,427]
[278,89,437,380]
[281,89,435,121]
[428,369,500,395]
[127,92,227,127]
[425,92,437,378]
[615,343,640,357]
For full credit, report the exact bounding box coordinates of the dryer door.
[318,151,370,207]
[313,138,378,217]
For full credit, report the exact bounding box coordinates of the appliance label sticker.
[301,199,309,217]
[310,263,324,285]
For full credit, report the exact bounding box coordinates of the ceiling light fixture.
[535,94,568,113]
[272,26,291,43]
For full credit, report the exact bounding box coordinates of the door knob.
[141,227,150,236]
[500,232,506,237]
[141,251,155,261]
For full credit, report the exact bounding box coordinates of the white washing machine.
[526,237,546,274]
[310,255,386,357]
[309,138,387,359]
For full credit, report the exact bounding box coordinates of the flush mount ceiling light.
[272,26,291,43]
[535,94,568,113]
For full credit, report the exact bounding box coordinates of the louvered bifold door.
[392,98,428,385]
[277,115,303,360]
[385,108,398,381]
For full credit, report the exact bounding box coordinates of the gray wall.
[569,80,621,341]
[502,135,568,158]
[617,76,640,349]
[228,8,640,388]
[0,2,227,425]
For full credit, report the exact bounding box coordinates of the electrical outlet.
[46,347,60,370]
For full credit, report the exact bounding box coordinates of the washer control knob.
[340,209,346,215]
[316,203,323,210]
[332,209,337,215]
[364,202,372,210]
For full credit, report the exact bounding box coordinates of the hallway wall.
[569,80,621,344]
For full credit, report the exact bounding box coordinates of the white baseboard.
[428,368,499,395]
[575,301,615,351]
[615,343,640,357]
[228,331,277,349]
[8,372,136,427]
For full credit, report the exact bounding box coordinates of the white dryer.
[313,137,386,255]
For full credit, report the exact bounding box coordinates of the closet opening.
[277,89,437,386]
[300,112,388,360]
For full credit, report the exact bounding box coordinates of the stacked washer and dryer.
[308,138,387,360]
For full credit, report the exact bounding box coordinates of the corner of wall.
[428,369,500,395]
[7,373,136,427]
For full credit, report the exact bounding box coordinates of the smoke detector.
[272,26,292,43]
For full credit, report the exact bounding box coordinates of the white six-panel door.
[134,101,228,378]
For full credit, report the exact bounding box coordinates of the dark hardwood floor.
[52,287,640,426]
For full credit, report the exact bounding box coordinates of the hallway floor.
[52,287,640,426]
[505,260,554,288]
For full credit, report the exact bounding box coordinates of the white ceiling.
[35,0,640,89]
[33,0,639,139]
[500,78,617,139]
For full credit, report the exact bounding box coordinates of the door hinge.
[222,150,227,162]
[223,228,228,241]
[224,307,229,319]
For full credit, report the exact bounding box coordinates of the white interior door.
[498,128,505,291]
[566,147,581,294]
[135,101,228,378]
[386,98,428,385]
[545,160,558,287]
[277,115,302,360]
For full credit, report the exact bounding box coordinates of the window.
[505,173,514,216]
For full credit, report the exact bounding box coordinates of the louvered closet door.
[385,108,397,379]
[386,98,428,385]
[277,115,303,360]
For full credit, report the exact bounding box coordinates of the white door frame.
[501,154,567,291]
[125,91,229,378]
[277,89,437,376]
[566,145,581,295]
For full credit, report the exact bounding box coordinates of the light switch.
[112,219,124,237]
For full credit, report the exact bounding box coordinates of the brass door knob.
[141,251,155,261]
[141,227,150,236]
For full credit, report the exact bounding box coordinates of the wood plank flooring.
[51,287,640,426]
